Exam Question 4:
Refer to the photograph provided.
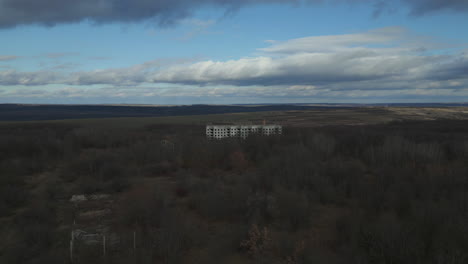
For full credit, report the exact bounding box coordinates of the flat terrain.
[0,104,352,122]
[3,106,465,131]
[2,104,468,126]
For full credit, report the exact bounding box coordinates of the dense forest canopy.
[1,119,468,263]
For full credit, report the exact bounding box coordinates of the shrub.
[240,224,272,259]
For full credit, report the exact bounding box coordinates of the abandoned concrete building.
[206,124,282,139]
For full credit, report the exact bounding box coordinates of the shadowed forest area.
[1,118,468,263]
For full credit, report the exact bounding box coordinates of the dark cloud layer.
[0,0,294,28]
[403,0,468,15]
[0,0,467,28]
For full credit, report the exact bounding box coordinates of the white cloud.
[44,52,79,59]
[0,70,61,85]
[178,18,217,41]
[147,44,462,87]
[259,27,408,54]
[0,55,20,61]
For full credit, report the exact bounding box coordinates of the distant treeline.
[0,104,351,121]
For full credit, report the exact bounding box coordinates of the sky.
[0,0,468,104]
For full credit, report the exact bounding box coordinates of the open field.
[4,106,468,130]
[0,104,360,122]
[3,104,468,126]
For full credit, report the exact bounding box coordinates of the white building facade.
[206,125,282,139]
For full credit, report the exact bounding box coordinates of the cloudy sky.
[1,0,467,104]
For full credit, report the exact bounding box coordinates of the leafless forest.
[1,114,468,263]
